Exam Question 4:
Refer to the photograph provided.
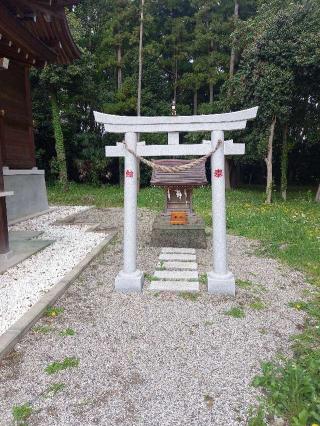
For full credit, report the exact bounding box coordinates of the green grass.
[12,403,32,423]
[236,279,253,289]
[45,357,79,375]
[224,307,246,318]
[59,328,76,336]
[144,273,160,281]
[199,274,208,285]
[249,298,266,311]
[179,292,200,301]
[44,383,65,398]
[44,306,64,318]
[32,325,53,334]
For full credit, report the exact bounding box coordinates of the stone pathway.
[149,247,200,292]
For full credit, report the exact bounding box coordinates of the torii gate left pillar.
[115,132,144,292]
[94,107,258,295]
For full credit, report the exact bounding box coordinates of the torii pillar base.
[115,270,144,293]
[207,271,235,296]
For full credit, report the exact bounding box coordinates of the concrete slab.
[158,261,197,270]
[0,232,54,274]
[9,231,44,241]
[154,270,198,280]
[161,247,196,254]
[149,280,199,292]
[159,253,196,261]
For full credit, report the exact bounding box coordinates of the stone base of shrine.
[207,271,235,296]
[151,214,207,249]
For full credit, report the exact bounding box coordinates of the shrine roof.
[150,159,208,187]
[0,0,80,67]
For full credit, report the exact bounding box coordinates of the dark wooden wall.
[0,111,9,254]
[0,60,36,169]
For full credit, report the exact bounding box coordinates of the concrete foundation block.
[115,270,144,293]
[151,214,207,249]
[207,271,235,296]
[3,168,48,222]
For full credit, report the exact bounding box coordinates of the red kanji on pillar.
[126,169,134,178]
[214,168,223,178]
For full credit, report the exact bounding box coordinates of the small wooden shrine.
[150,160,208,248]
[150,159,208,216]
[0,0,80,259]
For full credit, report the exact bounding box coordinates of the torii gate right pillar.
[207,130,235,295]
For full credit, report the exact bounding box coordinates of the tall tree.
[137,0,144,116]
[225,0,320,202]
[229,0,239,78]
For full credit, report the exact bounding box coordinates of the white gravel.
[0,206,105,335]
[0,207,312,425]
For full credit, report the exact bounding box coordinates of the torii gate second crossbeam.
[94,107,258,295]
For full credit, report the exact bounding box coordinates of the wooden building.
[0,0,80,258]
[150,159,207,215]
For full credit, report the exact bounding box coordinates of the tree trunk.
[265,116,276,204]
[50,90,68,186]
[280,123,288,201]
[117,45,122,90]
[229,0,239,78]
[225,158,231,190]
[136,0,144,191]
[209,82,213,104]
[315,184,320,202]
[193,90,198,115]
[173,57,178,104]
[137,0,144,117]
[117,46,123,186]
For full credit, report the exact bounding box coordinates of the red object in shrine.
[170,211,188,225]
[126,169,134,178]
[214,169,223,178]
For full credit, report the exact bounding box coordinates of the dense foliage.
[31,0,320,192]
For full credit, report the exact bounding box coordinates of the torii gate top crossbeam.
[94,107,258,133]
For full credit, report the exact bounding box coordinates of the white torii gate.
[94,107,258,295]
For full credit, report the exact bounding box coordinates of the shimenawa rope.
[123,139,222,173]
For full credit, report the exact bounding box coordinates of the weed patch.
[33,325,53,334]
[199,274,208,285]
[236,279,253,289]
[44,383,65,398]
[45,357,79,375]
[180,292,200,301]
[225,307,245,318]
[44,306,64,318]
[12,403,32,423]
[59,328,75,336]
[249,298,266,310]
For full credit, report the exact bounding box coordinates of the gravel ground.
[0,207,310,425]
[0,206,105,335]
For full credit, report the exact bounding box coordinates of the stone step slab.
[158,261,197,270]
[154,270,198,280]
[161,247,196,254]
[159,253,196,262]
[149,280,199,292]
